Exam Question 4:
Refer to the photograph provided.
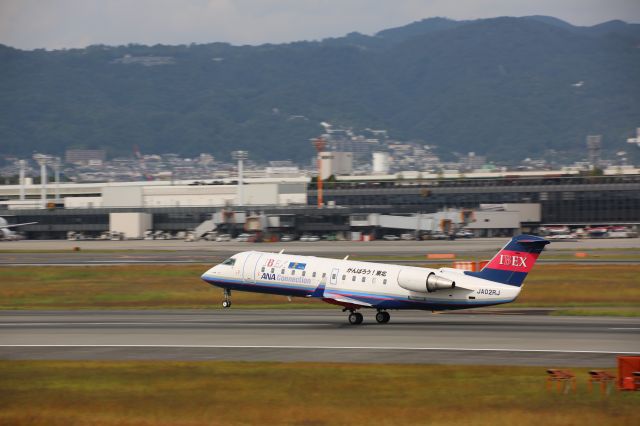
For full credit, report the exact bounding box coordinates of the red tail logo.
[498,254,527,267]
[486,250,538,273]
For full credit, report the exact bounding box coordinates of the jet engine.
[397,269,455,293]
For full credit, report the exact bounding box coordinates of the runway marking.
[0,322,327,327]
[608,327,640,330]
[0,345,638,355]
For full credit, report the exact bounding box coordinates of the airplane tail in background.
[465,235,550,287]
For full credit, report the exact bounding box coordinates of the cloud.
[1,0,639,50]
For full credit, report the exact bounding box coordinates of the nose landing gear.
[222,289,232,308]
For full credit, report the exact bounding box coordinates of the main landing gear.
[345,309,391,325]
[375,310,391,324]
[222,289,232,309]
[348,311,363,325]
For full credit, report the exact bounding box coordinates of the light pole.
[33,154,50,208]
[231,150,248,206]
[312,138,326,208]
[18,160,26,201]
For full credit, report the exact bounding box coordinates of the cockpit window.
[221,258,236,266]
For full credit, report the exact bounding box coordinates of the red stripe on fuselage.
[484,250,539,272]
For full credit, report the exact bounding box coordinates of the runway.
[1,310,638,366]
[1,237,638,265]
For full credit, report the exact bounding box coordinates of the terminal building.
[0,171,638,239]
[310,173,640,224]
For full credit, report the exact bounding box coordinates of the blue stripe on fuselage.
[201,275,515,311]
[202,276,311,297]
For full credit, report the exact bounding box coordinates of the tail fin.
[466,234,549,287]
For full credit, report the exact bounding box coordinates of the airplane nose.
[201,267,214,281]
[201,266,218,281]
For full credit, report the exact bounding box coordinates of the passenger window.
[271,268,275,273]
[352,276,356,282]
[291,270,295,276]
[373,278,377,284]
[312,272,316,278]
[281,269,285,274]
[302,271,306,277]
[361,277,366,283]
[342,275,346,281]
[261,267,265,272]
[332,274,336,280]
[322,273,326,278]
[383,279,387,285]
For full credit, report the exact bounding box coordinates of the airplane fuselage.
[201,251,521,311]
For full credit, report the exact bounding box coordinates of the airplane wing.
[324,295,373,307]
[307,279,327,298]
[3,222,38,228]
[307,280,373,308]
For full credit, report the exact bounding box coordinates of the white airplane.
[201,234,549,324]
[0,217,38,241]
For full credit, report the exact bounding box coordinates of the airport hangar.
[0,172,639,240]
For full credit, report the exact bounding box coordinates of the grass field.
[513,264,640,307]
[0,264,638,312]
[0,361,638,426]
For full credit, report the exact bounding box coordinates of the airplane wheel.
[222,300,231,309]
[376,311,390,324]
[348,312,363,325]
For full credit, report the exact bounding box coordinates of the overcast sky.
[1,0,639,50]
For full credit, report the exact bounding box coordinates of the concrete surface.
[1,310,638,366]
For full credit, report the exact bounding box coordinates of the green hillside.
[1,16,638,163]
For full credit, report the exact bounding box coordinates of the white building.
[0,178,308,210]
[372,152,391,174]
[319,152,353,179]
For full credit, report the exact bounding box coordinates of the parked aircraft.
[201,234,549,324]
[0,217,37,241]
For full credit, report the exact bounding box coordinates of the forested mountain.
[1,16,639,163]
